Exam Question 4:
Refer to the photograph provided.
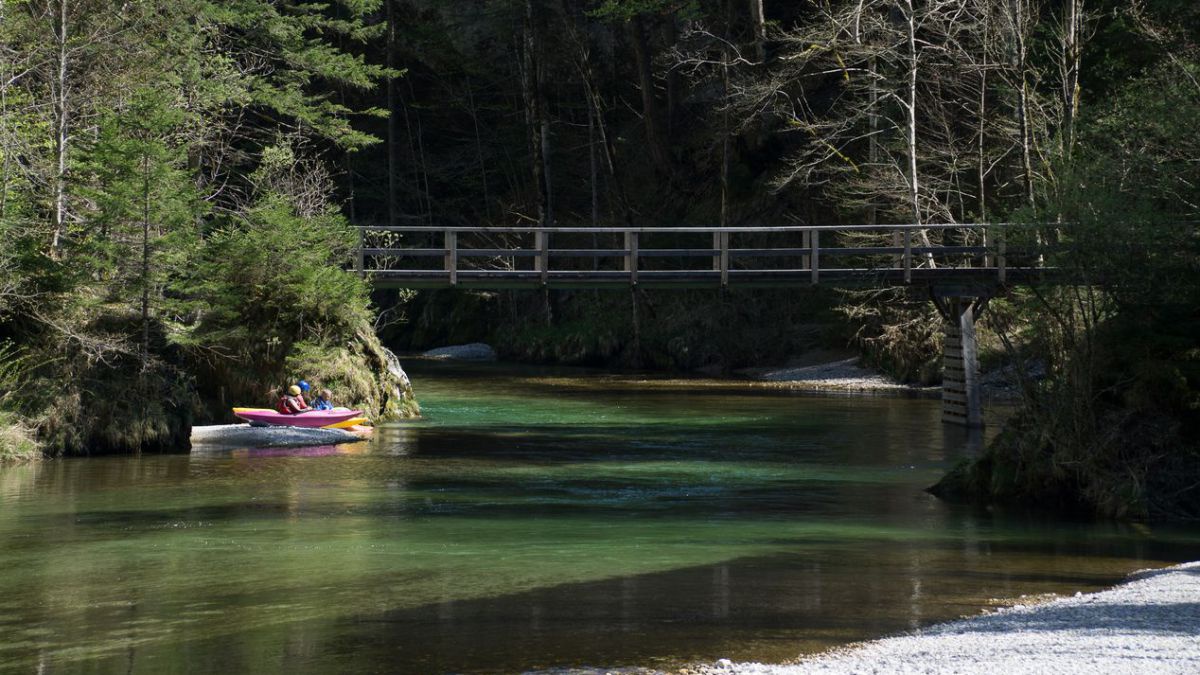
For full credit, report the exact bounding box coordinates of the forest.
[0,0,1197,518]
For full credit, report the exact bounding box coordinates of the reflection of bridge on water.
[355,224,1049,428]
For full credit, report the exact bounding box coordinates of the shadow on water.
[0,361,1197,673]
[104,537,1200,675]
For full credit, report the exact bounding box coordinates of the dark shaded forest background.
[1,0,1197,517]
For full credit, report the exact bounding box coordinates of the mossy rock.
[285,328,419,421]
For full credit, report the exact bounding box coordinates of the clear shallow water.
[1,361,1197,674]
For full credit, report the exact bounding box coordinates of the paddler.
[277,384,310,414]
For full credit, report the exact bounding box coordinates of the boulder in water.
[422,343,497,362]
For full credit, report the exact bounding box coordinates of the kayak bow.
[232,407,365,429]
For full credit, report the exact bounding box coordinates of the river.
[1,361,1197,673]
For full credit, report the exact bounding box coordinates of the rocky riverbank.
[685,562,1200,674]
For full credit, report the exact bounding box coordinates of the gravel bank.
[693,562,1200,675]
[737,358,932,394]
[190,424,365,448]
[422,342,498,361]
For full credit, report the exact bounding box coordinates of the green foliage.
[78,89,204,307]
[192,0,392,150]
[936,54,1200,520]
[179,195,368,352]
[171,195,412,420]
[589,0,702,22]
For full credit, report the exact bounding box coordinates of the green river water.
[1,361,1198,674]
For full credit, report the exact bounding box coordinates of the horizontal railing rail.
[354,223,1046,288]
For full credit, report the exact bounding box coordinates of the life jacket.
[278,394,308,414]
[276,397,291,414]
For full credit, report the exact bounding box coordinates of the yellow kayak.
[323,416,369,429]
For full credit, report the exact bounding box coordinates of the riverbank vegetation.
[934,53,1200,519]
[0,1,417,456]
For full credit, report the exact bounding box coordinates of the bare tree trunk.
[977,10,989,221]
[386,0,398,226]
[50,0,68,256]
[749,0,767,62]
[628,16,669,172]
[403,78,433,225]
[720,55,730,229]
[141,155,151,369]
[521,0,549,226]
[398,83,420,217]
[1013,0,1036,208]
[0,29,10,220]
[467,83,491,218]
[1060,0,1082,158]
[589,86,633,225]
[588,85,599,228]
[588,85,599,269]
[868,55,879,226]
[539,78,554,227]
[902,0,936,265]
[558,0,634,226]
[663,16,681,135]
[0,0,9,219]
[903,1,919,225]
[414,103,432,225]
[721,0,733,230]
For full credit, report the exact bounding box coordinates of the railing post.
[624,230,639,285]
[712,231,729,287]
[997,229,1007,284]
[535,230,549,285]
[356,227,365,278]
[903,228,913,284]
[892,229,902,268]
[982,226,992,268]
[810,229,820,284]
[801,230,811,271]
[444,230,458,286]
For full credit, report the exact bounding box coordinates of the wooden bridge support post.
[903,229,913,284]
[997,230,1007,284]
[444,230,458,286]
[712,231,729,287]
[535,230,549,285]
[810,230,820,284]
[939,297,984,427]
[624,231,639,285]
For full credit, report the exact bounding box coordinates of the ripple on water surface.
[0,361,1197,673]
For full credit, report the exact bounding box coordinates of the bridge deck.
[355,224,1040,290]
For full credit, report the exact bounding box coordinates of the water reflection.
[0,361,1196,674]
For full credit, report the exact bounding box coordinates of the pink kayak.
[232,407,365,428]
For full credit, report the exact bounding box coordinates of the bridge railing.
[353,224,1039,288]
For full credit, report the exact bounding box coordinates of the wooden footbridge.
[356,224,1046,428]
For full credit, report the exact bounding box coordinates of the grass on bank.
[0,412,39,463]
